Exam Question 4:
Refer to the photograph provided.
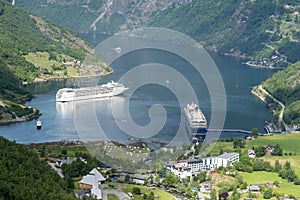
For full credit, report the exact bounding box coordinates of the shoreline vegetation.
[0,1,115,126]
[252,62,300,133]
[0,70,113,126]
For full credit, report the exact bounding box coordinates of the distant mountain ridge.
[16,0,300,65]
[16,0,192,33]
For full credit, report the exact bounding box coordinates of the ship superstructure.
[184,102,207,139]
[56,81,128,102]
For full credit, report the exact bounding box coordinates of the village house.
[248,149,256,158]
[78,168,106,199]
[265,145,274,153]
[55,157,77,167]
[131,174,149,185]
[167,152,239,179]
[248,184,260,192]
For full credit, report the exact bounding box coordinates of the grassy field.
[204,131,300,200]
[107,194,118,200]
[119,184,176,200]
[208,133,300,175]
[246,133,300,155]
[45,145,89,157]
[247,133,300,177]
[242,171,300,197]
[25,52,62,69]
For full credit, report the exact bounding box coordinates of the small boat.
[36,120,42,130]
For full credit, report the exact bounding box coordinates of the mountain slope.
[263,62,300,125]
[16,0,300,67]
[15,0,187,33]
[149,0,300,66]
[0,0,108,124]
[0,136,76,199]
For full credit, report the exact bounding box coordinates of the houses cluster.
[167,152,240,179]
[62,59,81,66]
[55,157,87,167]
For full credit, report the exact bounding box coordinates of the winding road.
[257,85,289,130]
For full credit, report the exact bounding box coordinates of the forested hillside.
[0,136,76,199]
[0,0,110,124]
[15,0,185,33]
[16,0,300,65]
[262,62,300,125]
[0,0,106,83]
[150,0,300,65]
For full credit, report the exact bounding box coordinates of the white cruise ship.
[184,102,207,138]
[56,81,128,102]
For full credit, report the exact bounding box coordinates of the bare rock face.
[17,0,193,32]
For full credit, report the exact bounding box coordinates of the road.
[48,162,64,179]
[102,188,131,200]
[258,85,289,130]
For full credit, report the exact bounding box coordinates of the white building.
[248,149,256,158]
[79,168,106,199]
[167,152,239,179]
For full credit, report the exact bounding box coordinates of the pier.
[207,129,263,135]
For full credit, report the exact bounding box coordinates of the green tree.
[132,187,141,195]
[124,174,130,183]
[274,160,282,172]
[284,161,291,170]
[233,138,245,149]
[147,191,155,200]
[210,189,217,200]
[0,136,76,199]
[250,128,259,138]
[163,172,178,186]
[254,146,266,157]
[263,189,273,199]
[61,149,68,156]
[64,174,74,190]
[229,189,240,200]
[272,144,283,156]
[194,171,206,183]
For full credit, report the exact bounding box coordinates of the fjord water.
[0,35,275,144]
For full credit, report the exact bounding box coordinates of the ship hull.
[184,102,207,141]
[56,82,128,102]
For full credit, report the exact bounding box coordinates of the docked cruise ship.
[184,102,207,139]
[56,81,128,102]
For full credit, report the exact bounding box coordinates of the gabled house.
[248,184,260,192]
[265,145,274,153]
[248,149,256,158]
[79,168,106,199]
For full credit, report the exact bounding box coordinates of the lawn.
[242,171,285,185]
[45,145,89,157]
[208,133,300,177]
[246,133,300,177]
[107,194,118,200]
[246,133,300,155]
[207,141,235,156]
[25,52,61,69]
[119,184,176,200]
[241,171,300,197]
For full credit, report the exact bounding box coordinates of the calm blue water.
[0,35,275,145]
